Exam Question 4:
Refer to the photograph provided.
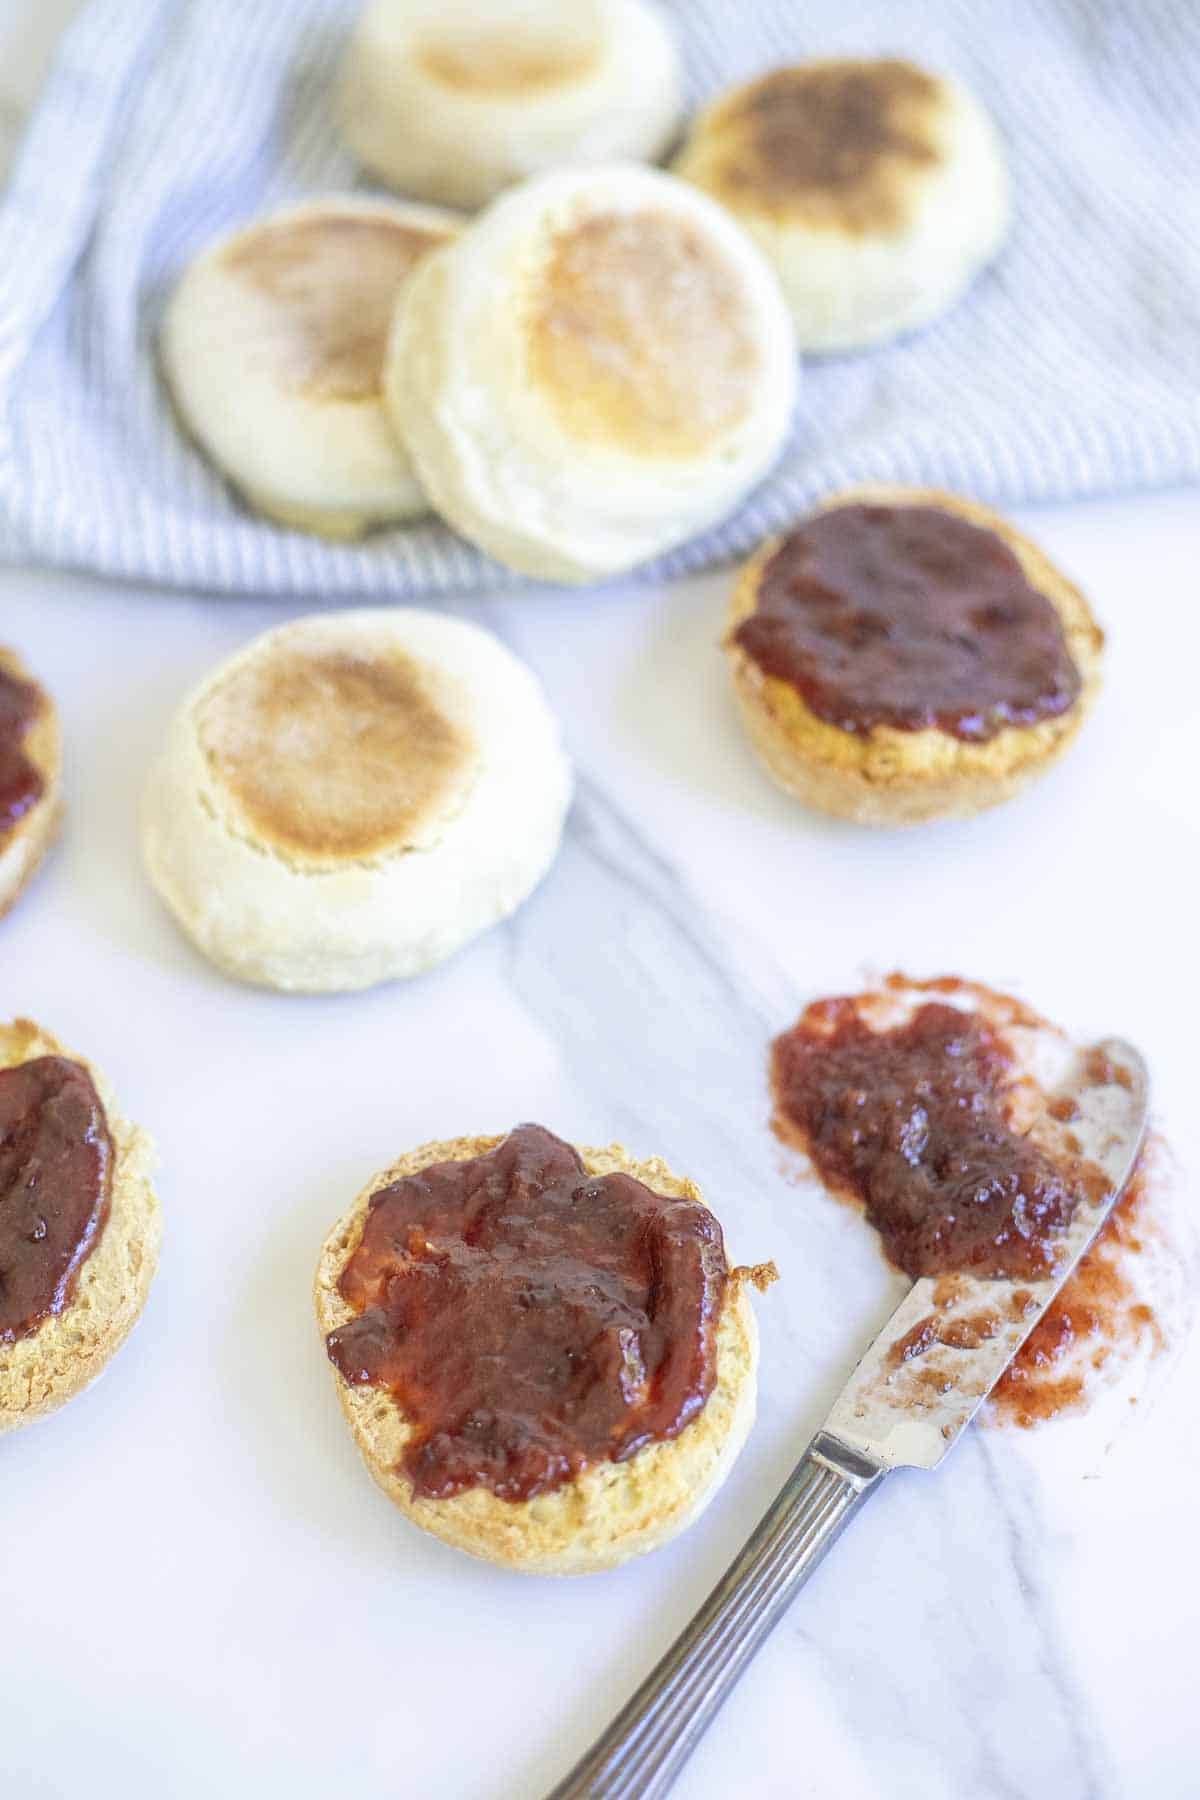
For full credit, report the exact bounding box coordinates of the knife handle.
[546,1432,884,1800]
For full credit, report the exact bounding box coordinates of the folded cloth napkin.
[0,0,1197,598]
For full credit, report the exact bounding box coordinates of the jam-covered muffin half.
[315,1124,772,1573]
[0,646,62,919]
[1,1018,160,1432]
[726,486,1104,826]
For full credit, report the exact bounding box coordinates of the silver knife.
[548,1036,1149,1800]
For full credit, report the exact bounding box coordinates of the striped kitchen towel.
[0,0,1197,599]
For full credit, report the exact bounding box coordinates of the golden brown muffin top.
[198,644,479,862]
[528,210,760,458]
[417,24,600,97]
[686,59,945,234]
[225,212,454,401]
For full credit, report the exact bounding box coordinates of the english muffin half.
[385,162,798,583]
[726,486,1104,826]
[339,0,684,210]
[673,58,1009,350]
[161,195,461,538]
[142,609,571,992]
[1,1019,160,1432]
[316,1124,769,1574]
[0,646,62,920]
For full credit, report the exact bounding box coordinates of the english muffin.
[339,0,684,210]
[1,1019,160,1432]
[0,646,62,920]
[673,58,1009,350]
[726,486,1104,826]
[385,163,798,583]
[141,609,571,992]
[160,195,461,538]
[316,1123,770,1574]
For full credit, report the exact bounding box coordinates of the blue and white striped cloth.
[0,0,1197,599]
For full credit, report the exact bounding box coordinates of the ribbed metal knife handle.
[546,1433,884,1800]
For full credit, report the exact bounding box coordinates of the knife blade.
[548,1035,1150,1800]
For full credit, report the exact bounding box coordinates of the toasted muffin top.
[681,59,947,234]
[528,209,762,459]
[416,19,602,97]
[197,641,479,864]
[222,209,455,402]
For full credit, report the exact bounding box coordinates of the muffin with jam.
[726,487,1104,826]
[0,646,62,917]
[316,1124,773,1573]
[1,1018,160,1432]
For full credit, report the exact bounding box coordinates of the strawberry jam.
[735,504,1084,742]
[771,998,1086,1279]
[0,664,44,839]
[0,1056,113,1342]
[326,1124,727,1502]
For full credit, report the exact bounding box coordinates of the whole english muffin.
[726,486,1104,826]
[0,646,63,920]
[339,0,684,211]
[1,1019,160,1432]
[384,162,797,583]
[161,194,462,539]
[141,609,571,992]
[673,58,1010,351]
[315,1128,767,1574]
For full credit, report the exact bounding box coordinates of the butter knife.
[548,1036,1149,1800]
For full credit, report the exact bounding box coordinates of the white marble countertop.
[2,9,1199,1799]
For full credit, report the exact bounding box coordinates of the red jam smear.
[992,1153,1161,1426]
[771,996,1087,1280]
[325,1123,728,1502]
[0,665,44,837]
[734,504,1083,742]
[0,1056,113,1342]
